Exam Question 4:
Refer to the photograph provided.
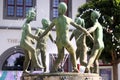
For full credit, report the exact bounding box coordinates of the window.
[3,0,36,19]
[50,0,72,20]
[86,0,91,2]
[99,66,113,80]
[2,53,24,70]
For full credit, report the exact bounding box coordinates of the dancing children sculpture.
[20,8,44,74]
[35,18,54,72]
[39,2,92,73]
[70,17,88,67]
[85,10,104,73]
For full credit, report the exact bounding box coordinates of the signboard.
[99,66,113,80]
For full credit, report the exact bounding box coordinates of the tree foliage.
[77,0,120,63]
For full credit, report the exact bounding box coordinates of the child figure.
[39,2,92,73]
[85,10,104,73]
[20,8,44,74]
[70,17,88,67]
[35,18,54,72]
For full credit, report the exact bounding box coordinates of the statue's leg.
[40,49,47,72]
[24,41,44,69]
[76,48,80,60]
[85,47,99,73]
[23,50,31,74]
[32,49,44,69]
[83,46,88,64]
[65,43,79,72]
[94,48,103,73]
[80,46,87,67]
[36,49,42,65]
[94,60,99,73]
[30,49,43,73]
[50,45,64,73]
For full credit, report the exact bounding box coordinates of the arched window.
[0,46,25,70]
[2,52,24,70]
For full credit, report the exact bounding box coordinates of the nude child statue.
[39,2,92,73]
[35,18,54,72]
[70,17,88,67]
[85,10,104,73]
[20,8,44,74]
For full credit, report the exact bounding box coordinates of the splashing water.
[79,8,120,53]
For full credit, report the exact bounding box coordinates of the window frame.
[99,66,113,80]
[3,0,36,19]
[50,0,72,21]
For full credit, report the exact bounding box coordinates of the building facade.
[0,0,119,80]
[0,0,86,71]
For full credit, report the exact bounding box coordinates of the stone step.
[21,72,102,80]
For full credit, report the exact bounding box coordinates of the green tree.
[77,0,120,63]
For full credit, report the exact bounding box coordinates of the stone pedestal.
[21,72,102,80]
